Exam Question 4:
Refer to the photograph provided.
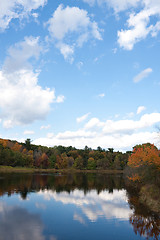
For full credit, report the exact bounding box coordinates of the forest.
[0,138,130,170]
[0,138,160,184]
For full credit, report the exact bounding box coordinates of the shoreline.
[0,166,124,174]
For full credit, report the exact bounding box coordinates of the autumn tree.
[127,143,160,183]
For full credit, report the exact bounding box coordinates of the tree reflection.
[0,172,125,198]
[130,214,160,240]
[126,184,160,240]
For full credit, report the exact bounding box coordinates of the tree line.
[0,138,130,170]
[1,138,159,179]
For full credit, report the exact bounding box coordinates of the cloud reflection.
[73,213,86,225]
[38,189,132,222]
[0,202,44,240]
[0,202,55,240]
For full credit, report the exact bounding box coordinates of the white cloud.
[76,113,90,123]
[126,112,134,118]
[47,4,102,62]
[56,43,74,64]
[84,117,104,129]
[0,0,47,31]
[47,5,90,40]
[117,1,160,50]
[3,36,43,73]
[83,0,160,50]
[33,112,160,151]
[137,106,146,114]
[3,120,13,129]
[47,133,54,139]
[33,131,158,152]
[102,113,160,134]
[118,9,151,50]
[55,95,65,103]
[133,68,152,83]
[112,48,117,54]
[97,0,140,13]
[83,0,96,7]
[23,130,35,135]
[32,13,39,19]
[83,0,140,12]
[56,130,96,140]
[40,125,51,130]
[0,36,62,128]
[98,93,105,98]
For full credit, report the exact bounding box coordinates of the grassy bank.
[0,166,124,174]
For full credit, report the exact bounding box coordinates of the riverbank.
[0,166,124,174]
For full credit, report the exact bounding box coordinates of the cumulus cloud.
[84,117,104,129]
[137,106,146,114]
[33,131,158,152]
[117,1,160,50]
[102,113,160,134]
[133,68,152,83]
[0,36,62,128]
[33,112,160,151]
[76,113,91,123]
[46,4,102,62]
[83,0,160,49]
[0,0,47,31]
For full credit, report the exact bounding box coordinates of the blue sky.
[0,0,160,151]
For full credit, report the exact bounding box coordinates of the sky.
[0,0,160,152]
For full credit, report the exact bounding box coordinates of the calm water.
[0,173,159,240]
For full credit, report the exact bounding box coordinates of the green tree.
[87,157,96,170]
[49,154,56,168]
[73,156,83,169]
[25,138,32,150]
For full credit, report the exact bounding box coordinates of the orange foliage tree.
[128,143,160,182]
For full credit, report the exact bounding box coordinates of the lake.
[0,172,159,240]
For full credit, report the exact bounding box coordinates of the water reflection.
[73,212,86,225]
[130,215,160,240]
[0,202,45,240]
[38,189,131,222]
[0,173,159,240]
[127,185,160,240]
[0,173,124,198]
